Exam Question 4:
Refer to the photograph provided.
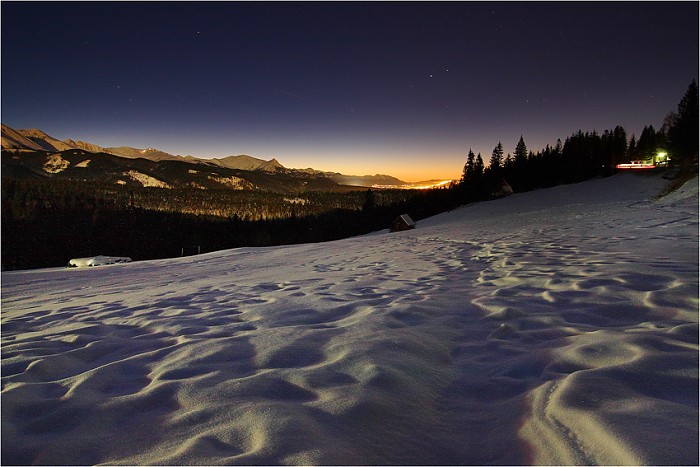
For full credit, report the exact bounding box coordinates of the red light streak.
[615,163,657,170]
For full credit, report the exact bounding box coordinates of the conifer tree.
[503,153,514,170]
[636,125,657,158]
[612,125,628,165]
[514,136,528,166]
[462,149,476,183]
[489,142,504,172]
[474,153,485,179]
[667,79,699,169]
[627,135,637,159]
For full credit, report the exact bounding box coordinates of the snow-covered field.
[2,173,697,465]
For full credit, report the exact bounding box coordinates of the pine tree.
[514,135,528,167]
[627,135,637,159]
[462,149,476,183]
[503,153,514,170]
[612,125,628,166]
[474,153,484,179]
[489,142,504,172]
[667,79,699,169]
[636,125,657,159]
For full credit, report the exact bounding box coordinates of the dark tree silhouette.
[474,153,485,180]
[462,149,476,183]
[667,79,699,171]
[489,142,504,174]
[600,126,628,173]
[627,134,637,160]
[459,149,487,201]
[612,125,628,167]
[362,188,377,211]
[514,136,528,167]
[636,125,658,159]
[503,153,513,170]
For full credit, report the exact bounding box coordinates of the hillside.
[0,124,47,151]
[2,173,697,465]
[0,149,363,194]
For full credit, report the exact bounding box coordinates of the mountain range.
[1,124,424,190]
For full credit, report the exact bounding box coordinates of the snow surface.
[207,175,251,190]
[125,170,172,188]
[42,154,70,173]
[1,173,698,465]
[67,256,133,268]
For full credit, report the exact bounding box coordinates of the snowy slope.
[2,173,698,465]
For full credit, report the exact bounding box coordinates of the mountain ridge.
[1,124,411,186]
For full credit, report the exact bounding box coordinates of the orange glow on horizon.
[285,161,462,184]
[371,179,455,190]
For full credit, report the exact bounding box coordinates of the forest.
[2,81,697,271]
[1,180,461,270]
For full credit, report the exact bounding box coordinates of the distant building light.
[616,151,670,170]
[616,162,657,170]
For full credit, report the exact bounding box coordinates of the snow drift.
[1,173,697,465]
[67,256,133,268]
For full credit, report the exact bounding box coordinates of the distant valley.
[1,124,448,191]
[1,124,459,270]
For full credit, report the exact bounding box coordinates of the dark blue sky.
[2,2,698,181]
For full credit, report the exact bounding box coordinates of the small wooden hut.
[490,179,514,199]
[391,214,416,232]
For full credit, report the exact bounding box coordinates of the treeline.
[461,127,630,196]
[459,80,698,201]
[2,178,422,222]
[1,179,460,270]
[127,184,423,220]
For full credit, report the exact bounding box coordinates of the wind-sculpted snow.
[2,173,697,465]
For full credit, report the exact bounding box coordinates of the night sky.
[2,2,698,181]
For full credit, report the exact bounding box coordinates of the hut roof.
[391,214,416,232]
